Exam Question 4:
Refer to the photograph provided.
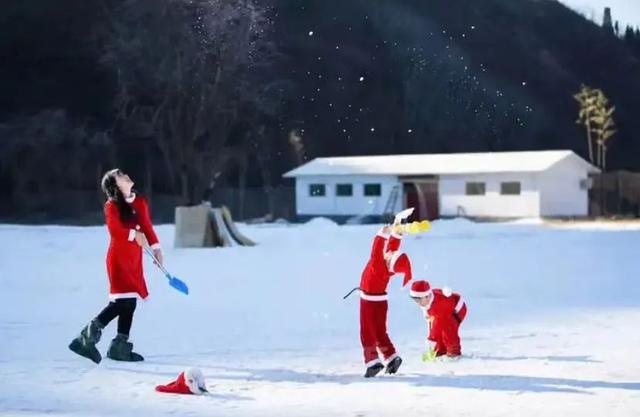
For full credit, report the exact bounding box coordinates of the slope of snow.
[0,220,639,416]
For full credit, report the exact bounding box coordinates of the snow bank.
[302,216,340,228]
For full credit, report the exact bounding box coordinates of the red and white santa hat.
[155,368,208,395]
[389,252,413,286]
[410,280,432,298]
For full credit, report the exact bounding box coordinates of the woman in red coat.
[69,168,162,364]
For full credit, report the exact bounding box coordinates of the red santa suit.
[359,228,412,367]
[104,194,160,300]
[410,280,467,357]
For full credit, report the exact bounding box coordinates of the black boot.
[385,356,403,374]
[107,333,144,362]
[364,362,384,378]
[69,319,103,364]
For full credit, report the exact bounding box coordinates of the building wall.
[439,173,541,218]
[539,157,590,217]
[294,175,401,216]
[293,160,592,218]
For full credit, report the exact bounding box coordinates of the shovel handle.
[143,245,170,277]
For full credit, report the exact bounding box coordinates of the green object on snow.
[421,347,438,362]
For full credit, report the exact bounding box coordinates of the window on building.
[336,184,353,196]
[500,182,521,195]
[309,184,326,197]
[364,183,382,196]
[465,182,486,196]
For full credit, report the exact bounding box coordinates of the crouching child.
[409,280,467,361]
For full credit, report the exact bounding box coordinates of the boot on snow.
[69,319,103,364]
[385,356,403,374]
[107,333,144,362]
[364,362,384,378]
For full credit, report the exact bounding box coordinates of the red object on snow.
[105,194,160,300]
[155,369,207,395]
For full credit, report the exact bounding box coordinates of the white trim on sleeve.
[390,231,403,240]
[150,243,162,250]
[455,297,465,313]
[389,251,403,272]
[376,228,390,239]
[128,229,136,241]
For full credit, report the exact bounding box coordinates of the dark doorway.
[403,181,439,221]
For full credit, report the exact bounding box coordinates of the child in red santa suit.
[410,280,467,360]
[69,168,162,364]
[359,223,413,378]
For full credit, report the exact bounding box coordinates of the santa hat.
[410,280,432,298]
[389,252,413,286]
[155,368,208,395]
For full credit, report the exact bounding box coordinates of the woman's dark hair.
[101,168,136,222]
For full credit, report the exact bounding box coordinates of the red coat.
[359,228,405,297]
[104,194,160,300]
[424,289,467,322]
[422,289,467,353]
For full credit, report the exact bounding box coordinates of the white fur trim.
[360,292,388,302]
[410,289,432,298]
[365,358,382,367]
[389,251,403,272]
[125,193,136,203]
[150,243,161,250]
[184,368,207,394]
[384,353,399,365]
[442,287,453,297]
[109,292,141,301]
[128,229,136,241]
[376,228,390,239]
[390,230,403,239]
[455,297,465,313]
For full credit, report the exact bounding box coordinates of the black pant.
[96,298,137,336]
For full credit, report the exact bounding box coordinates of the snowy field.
[1,219,639,416]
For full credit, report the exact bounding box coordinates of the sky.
[559,0,640,29]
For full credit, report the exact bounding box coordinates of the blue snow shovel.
[143,246,189,295]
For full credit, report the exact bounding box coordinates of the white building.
[283,150,600,221]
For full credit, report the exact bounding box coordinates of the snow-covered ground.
[1,219,639,416]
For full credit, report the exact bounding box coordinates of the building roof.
[283,150,600,177]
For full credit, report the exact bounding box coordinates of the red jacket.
[359,228,405,297]
[423,289,467,324]
[105,194,160,300]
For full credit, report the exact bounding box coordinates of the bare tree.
[102,0,273,205]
